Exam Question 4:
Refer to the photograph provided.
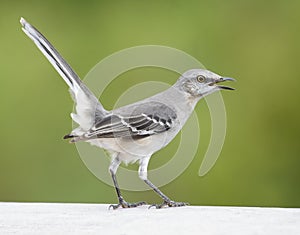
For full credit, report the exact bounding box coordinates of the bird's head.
[175,69,235,97]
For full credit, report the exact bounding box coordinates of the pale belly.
[86,122,181,164]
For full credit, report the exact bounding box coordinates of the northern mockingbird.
[20,17,235,209]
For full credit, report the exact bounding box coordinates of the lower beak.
[216,77,236,90]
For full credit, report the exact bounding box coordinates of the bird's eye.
[197,75,206,83]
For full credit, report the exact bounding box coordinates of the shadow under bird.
[20,17,235,209]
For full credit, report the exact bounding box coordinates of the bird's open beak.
[215,77,236,90]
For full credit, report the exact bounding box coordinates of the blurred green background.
[0,0,299,207]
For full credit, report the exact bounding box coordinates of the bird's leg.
[109,156,146,209]
[138,157,189,209]
[144,179,189,209]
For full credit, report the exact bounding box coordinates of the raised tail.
[20,17,107,132]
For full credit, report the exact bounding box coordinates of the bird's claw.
[109,200,147,210]
[149,200,189,209]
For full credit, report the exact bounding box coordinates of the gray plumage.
[20,17,235,209]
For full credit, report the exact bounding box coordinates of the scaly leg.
[138,157,188,209]
[109,155,146,209]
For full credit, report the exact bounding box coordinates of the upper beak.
[216,77,236,90]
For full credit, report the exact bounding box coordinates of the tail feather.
[20,17,80,91]
[20,17,107,131]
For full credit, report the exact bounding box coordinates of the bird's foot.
[109,199,147,210]
[149,200,189,209]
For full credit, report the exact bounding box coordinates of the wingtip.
[63,134,74,139]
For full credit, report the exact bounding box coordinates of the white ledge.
[0,202,299,234]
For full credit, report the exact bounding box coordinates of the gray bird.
[20,17,235,209]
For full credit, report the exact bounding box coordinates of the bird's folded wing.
[85,103,177,139]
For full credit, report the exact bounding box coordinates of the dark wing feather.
[85,102,177,139]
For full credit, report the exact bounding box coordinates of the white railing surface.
[0,202,299,234]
